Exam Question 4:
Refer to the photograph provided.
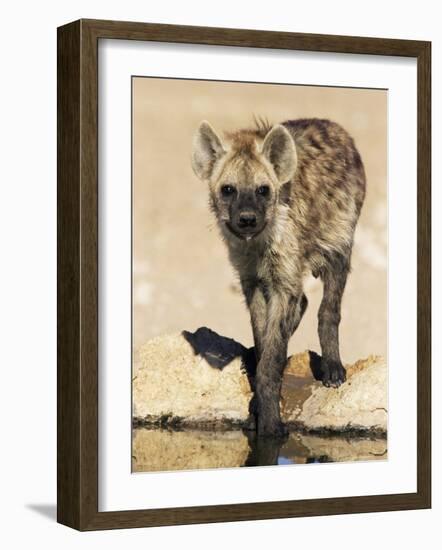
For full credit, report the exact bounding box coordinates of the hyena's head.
[191,121,297,242]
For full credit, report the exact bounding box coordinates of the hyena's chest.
[230,241,302,294]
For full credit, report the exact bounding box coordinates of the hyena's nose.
[238,211,257,228]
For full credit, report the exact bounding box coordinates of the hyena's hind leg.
[317,251,350,388]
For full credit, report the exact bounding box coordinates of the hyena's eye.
[221,184,236,197]
[256,185,270,197]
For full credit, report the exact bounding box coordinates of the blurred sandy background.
[132,78,387,364]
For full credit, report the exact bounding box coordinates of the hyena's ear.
[192,121,226,180]
[261,125,297,183]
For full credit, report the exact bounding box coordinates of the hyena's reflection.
[244,432,286,467]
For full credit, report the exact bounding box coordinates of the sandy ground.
[132,77,387,364]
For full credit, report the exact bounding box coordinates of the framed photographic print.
[57,19,431,530]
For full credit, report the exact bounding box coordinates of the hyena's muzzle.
[223,185,270,241]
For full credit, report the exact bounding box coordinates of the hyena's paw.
[321,359,346,388]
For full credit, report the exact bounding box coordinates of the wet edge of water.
[132,427,388,473]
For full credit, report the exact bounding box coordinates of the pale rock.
[133,328,252,426]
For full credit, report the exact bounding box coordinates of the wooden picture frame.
[57,18,431,530]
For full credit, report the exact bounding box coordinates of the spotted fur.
[192,118,366,436]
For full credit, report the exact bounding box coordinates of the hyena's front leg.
[248,286,267,363]
[318,254,350,388]
[255,292,306,436]
[248,286,308,362]
[243,285,267,427]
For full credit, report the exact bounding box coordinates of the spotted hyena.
[191,118,366,436]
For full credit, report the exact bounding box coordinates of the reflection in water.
[132,428,387,473]
[243,433,284,467]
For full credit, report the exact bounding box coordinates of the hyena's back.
[281,118,366,270]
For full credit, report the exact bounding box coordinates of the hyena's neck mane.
[223,117,273,153]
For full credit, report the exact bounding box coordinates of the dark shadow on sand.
[183,326,324,381]
[182,327,257,375]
